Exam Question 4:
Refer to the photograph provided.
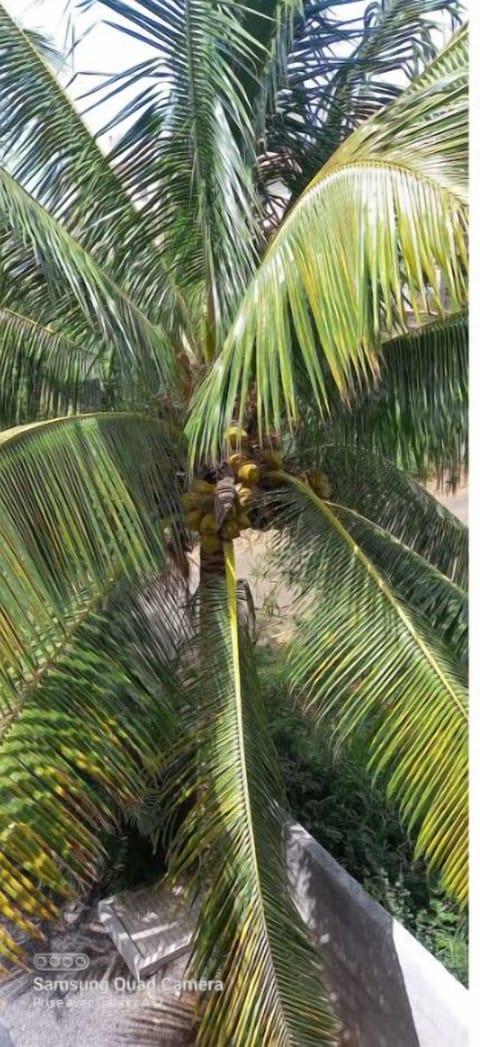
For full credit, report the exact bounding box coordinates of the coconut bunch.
[181,476,253,554]
[181,427,333,551]
[225,426,284,483]
[226,429,332,499]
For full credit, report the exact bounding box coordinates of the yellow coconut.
[260,450,283,468]
[200,534,221,554]
[228,452,246,473]
[237,513,251,531]
[192,492,212,514]
[238,462,260,486]
[181,491,201,511]
[220,520,240,540]
[237,486,254,508]
[199,513,218,535]
[307,470,332,499]
[225,426,249,446]
[191,478,216,494]
[185,510,203,531]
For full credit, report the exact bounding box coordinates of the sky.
[7,0,455,140]
[7,0,152,139]
[9,0,147,79]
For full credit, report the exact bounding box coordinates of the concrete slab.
[98,885,196,979]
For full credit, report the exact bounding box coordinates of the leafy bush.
[257,648,468,985]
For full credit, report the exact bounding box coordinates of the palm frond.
[269,0,464,204]
[0,168,180,395]
[316,312,468,481]
[0,408,189,961]
[187,25,468,459]
[325,23,468,199]
[403,9,467,94]
[330,504,467,662]
[295,444,467,586]
[0,3,195,344]
[124,999,197,1044]
[85,0,261,348]
[164,547,337,1044]
[0,307,102,426]
[0,221,149,420]
[236,0,303,111]
[271,476,467,902]
[0,413,182,714]
[0,578,188,965]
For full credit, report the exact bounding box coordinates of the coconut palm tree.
[0,1,468,1042]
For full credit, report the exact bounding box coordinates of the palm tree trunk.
[199,544,225,581]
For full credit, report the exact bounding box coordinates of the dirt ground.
[426,481,468,524]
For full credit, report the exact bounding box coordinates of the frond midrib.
[1,574,120,742]
[223,541,295,1041]
[277,472,467,721]
[331,500,467,602]
[0,307,96,361]
[266,157,467,264]
[0,411,149,448]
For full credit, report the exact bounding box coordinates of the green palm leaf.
[296,444,467,586]
[328,504,467,662]
[272,476,467,902]
[0,410,189,963]
[0,307,101,426]
[317,313,467,480]
[261,0,463,205]
[165,545,337,1045]
[88,0,260,350]
[0,579,187,966]
[0,413,181,712]
[0,3,193,337]
[187,25,468,459]
[0,170,180,395]
[236,0,304,122]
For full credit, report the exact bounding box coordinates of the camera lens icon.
[33,953,89,972]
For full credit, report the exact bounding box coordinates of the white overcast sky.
[6,0,455,139]
[6,0,153,140]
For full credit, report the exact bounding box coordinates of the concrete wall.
[286,821,468,1047]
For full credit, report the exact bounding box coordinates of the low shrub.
[257,648,468,985]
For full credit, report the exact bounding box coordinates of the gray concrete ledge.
[286,820,468,1047]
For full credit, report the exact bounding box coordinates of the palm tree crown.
[0,2,468,1043]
